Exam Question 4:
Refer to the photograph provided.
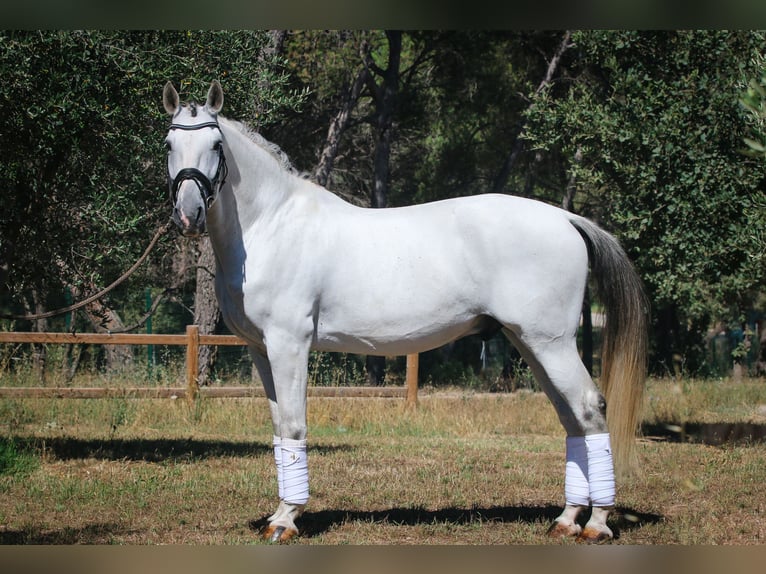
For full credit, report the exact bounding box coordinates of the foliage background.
[1,30,765,382]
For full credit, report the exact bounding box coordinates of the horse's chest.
[212,262,268,341]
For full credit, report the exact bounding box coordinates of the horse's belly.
[312,313,494,356]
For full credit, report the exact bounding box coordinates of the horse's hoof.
[261,524,299,543]
[547,521,582,538]
[576,526,612,544]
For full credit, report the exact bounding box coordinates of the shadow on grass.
[249,504,663,540]
[0,507,663,544]
[0,522,134,544]
[641,421,766,445]
[12,436,350,463]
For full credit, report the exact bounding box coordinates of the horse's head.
[162,80,227,237]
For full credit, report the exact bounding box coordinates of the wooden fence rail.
[0,325,419,407]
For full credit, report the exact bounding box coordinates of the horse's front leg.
[249,350,285,524]
[251,334,311,543]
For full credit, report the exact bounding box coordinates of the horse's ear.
[206,80,224,114]
[163,81,179,115]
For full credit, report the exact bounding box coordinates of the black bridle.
[167,121,228,209]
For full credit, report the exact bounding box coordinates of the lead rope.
[1,219,173,322]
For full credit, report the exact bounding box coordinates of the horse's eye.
[164,140,172,152]
[213,142,222,152]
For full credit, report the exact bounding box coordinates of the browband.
[168,122,220,131]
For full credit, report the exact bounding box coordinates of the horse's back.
[326,193,587,289]
[310,193,589,353]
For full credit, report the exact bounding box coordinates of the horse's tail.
[568,215,649,476]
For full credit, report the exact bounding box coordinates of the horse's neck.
[219,118,296,220]
[209,118,323,279]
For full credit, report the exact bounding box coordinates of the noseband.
[167,121,228,209]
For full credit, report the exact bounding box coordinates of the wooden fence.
[0,325,419,407]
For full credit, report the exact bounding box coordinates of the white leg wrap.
[584,433,615,507]
[273,435,284,500]
[565,436,590,507]
[565,433,616,507]
[280,438,309,505]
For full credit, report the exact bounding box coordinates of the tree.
[0,31,305,376]
[740,46,766,373]
[276,31,587,383]
[490,31,573,195]
[363,30,402,210]
[524,30,766,374]
[740,46,766,263]
[0,31,178,372]
[740,47,766,162]
[280,31,440,384]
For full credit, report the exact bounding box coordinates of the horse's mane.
[222,116,310,180]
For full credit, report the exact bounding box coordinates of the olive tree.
[0,31,304,373]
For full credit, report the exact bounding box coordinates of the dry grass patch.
[2,378,766,544]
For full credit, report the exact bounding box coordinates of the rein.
[167,121,228,209]
[0,220,173,322]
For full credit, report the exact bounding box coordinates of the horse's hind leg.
[502,329,615,542]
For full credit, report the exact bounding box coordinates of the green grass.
[1,376,766,544]
[0,437,39,478]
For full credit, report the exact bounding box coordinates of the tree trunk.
[315,65,369,188]
[82,294,133,371]
[268,29,287,54]
[655,304,682,377]
[562,147,583,212]
[55,279,132,371]
[253,30,288,131]
[25,290,48,383]
[491,30,572,195]
[193,236,221,386]
[362,30,402,384]
[366,30,401,210]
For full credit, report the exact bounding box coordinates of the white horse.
[163,81,648,543]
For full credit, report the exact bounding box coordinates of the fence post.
[406,353,419,408]
[146,288,154,377]
[186,325,200,403]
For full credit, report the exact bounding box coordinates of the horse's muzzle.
[172,205,206,237]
